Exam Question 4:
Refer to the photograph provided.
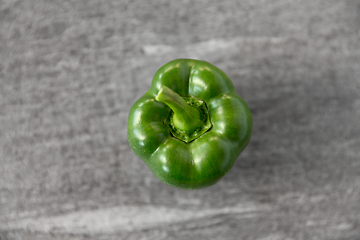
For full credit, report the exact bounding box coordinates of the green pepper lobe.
[127,59,252,189]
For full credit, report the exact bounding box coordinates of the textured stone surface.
[1,0,360,239]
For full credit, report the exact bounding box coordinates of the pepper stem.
[155,86,204,132]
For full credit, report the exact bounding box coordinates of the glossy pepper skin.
[127,59,252,189]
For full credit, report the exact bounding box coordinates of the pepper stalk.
[155,86,204,133]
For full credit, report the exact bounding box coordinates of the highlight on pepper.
[127,59,252,189]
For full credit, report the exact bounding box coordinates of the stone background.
[1,0,360,239]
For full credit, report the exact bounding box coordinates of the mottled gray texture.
[1,0,360,239]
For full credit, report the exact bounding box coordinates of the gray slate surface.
[1,0,360,239]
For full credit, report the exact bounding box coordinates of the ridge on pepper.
[127,59,252,190]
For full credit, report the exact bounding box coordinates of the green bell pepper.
[127,59,252,189]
